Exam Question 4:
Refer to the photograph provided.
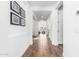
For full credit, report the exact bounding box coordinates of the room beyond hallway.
[22,33,63,57]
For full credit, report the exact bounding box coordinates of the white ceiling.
[24,1,58,21]
[28,1,58,6]
[33,11,51,21]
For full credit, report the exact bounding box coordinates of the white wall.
[0,1,33,57]
[49,9,59,46]
[58,6,63,44]
[31,6,55,11]
[64,1,79,57]
[0,2,8,57]
[8,1,33,57]
[48,2,63,46]
[33,20,39,36]
[38,20,47,31]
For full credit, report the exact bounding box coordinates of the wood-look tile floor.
[22,35,63,57]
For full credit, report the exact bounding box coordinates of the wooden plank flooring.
[22,35,63,57]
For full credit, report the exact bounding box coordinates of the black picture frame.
[10,12,20,25]
[20,7,25,18]
[10,1,20,14]
[20,18,25,26]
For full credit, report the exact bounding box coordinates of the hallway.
[0,1,79,57]
[0,1,64,57]
[22,33,63,57]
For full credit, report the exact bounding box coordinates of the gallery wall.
[0,1,33,57]
[8,1,33,57]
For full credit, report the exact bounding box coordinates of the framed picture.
[20,7,25,18]
[10,1,20,14]
[10,12,20,25]
[20,18,25,26]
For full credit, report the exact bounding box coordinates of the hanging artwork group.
[10,1,25,26]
